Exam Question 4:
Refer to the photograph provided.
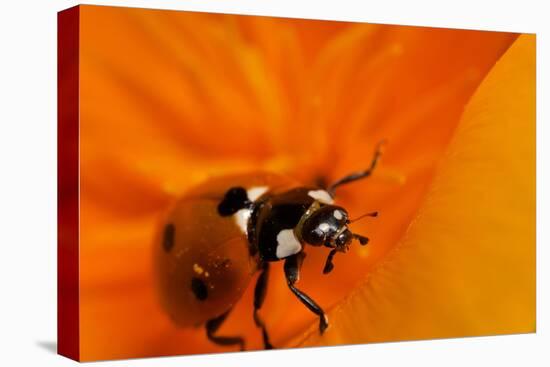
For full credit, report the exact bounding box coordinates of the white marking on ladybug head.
[234,208,251,234]
[247,186,268,202]
[333,210,343,220]
[318,222,330,232]
[308,189,334,204]
[276,229,302,259]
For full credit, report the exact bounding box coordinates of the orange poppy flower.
[59,4,534,361]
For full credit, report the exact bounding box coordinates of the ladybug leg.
[253,262,273,349]
[327,140,385,195]
[284,252,329,334]
[205,308,245,351]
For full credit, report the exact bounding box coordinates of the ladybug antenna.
[347,211,378,224]
[352,233,369,246]
[322,249,337,274]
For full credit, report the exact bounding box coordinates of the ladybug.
[154,143,384,350]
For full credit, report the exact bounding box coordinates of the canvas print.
[57,5,536,362]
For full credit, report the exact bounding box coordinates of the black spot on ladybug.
[218,187,250,216]
[163,223,175,252]
[191,277,208,301]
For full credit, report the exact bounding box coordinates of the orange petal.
[275,28,518,341]
[75,5,525,359]
[295,34,536,346]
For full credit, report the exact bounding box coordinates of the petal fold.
[296,34,536,347]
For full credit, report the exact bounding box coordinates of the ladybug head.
[301,205,376,274]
